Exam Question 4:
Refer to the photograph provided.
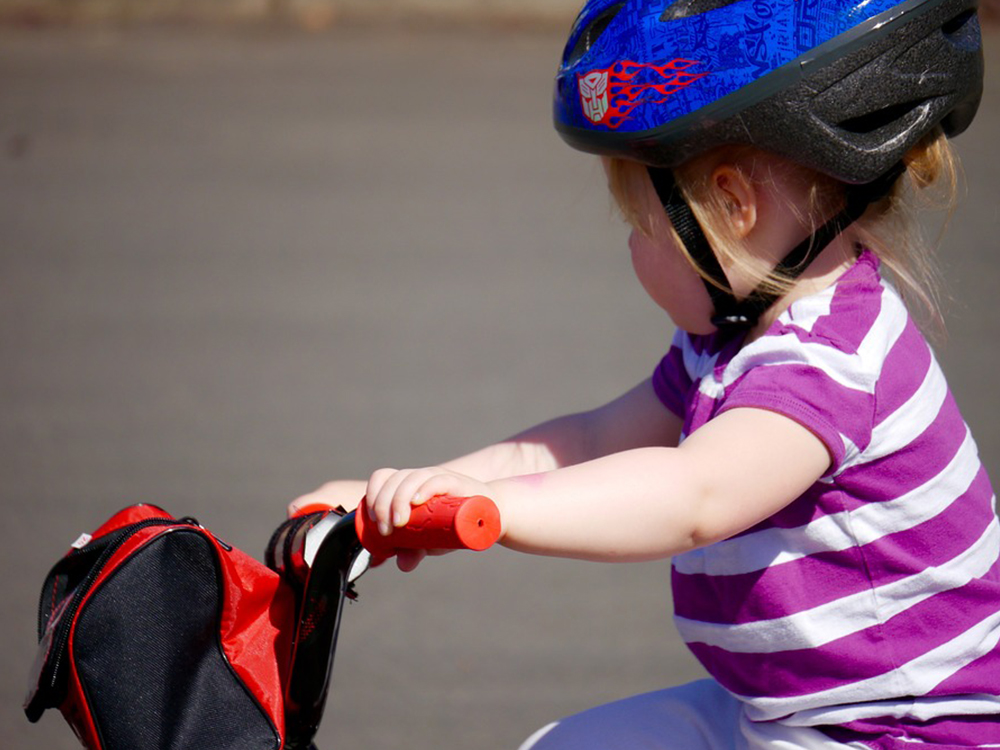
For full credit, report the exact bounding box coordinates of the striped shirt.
[652,252,1000,747]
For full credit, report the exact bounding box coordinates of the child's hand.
[287,479,367,518]
[365,466,493,538]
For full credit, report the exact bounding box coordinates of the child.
[292,0,998,746]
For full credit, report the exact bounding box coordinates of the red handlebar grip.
[292,502,343,518]
[355,495,501,562]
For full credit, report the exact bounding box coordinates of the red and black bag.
[23,503,358,750]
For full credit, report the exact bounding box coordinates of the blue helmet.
[554,0,983,184]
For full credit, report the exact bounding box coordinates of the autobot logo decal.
[578,59,706,128]
[579,70,611,124]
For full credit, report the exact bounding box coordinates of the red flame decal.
[578,59,706,129]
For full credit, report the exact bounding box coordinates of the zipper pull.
[178,517,234,552]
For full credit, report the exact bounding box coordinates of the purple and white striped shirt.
[652,252,1000,747]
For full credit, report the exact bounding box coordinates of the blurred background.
[1,3,998,748]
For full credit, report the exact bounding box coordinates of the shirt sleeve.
[716,336,877,474]
[651,329,693,420]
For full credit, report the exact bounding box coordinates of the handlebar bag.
[24,504,298,750]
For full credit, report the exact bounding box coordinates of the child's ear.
[711,164,757,240]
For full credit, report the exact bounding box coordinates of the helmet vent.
[837,100,930,134]
[566,2,626,66]
[941,8,978,48]
[662,0,742,22]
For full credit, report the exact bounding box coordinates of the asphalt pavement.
[2,24,998,749]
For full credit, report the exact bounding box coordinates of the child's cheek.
[630,231,714,333]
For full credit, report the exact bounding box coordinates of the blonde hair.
[603,129,960,334]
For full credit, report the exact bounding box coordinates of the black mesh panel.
[74,530,280,750]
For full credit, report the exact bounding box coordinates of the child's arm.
[366,407,831,562]
[425,379,679,477]
[289,379,680,516]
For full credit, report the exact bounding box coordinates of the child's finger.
[415,473,470,508]
[395,548,427,572]
[389,467,443,527]
[365,468,397,514]
[367,468,406,534]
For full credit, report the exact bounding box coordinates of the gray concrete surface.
[2,25,998,749]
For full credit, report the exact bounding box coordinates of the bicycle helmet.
[554,0,984,328]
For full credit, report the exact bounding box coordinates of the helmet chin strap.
[646,164,905,332]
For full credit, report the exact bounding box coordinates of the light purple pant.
[518,680,863,750]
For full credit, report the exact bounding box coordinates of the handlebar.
[278,494,500,748]
[354,494,501,565]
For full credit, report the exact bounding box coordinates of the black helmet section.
[709,0,985,184]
